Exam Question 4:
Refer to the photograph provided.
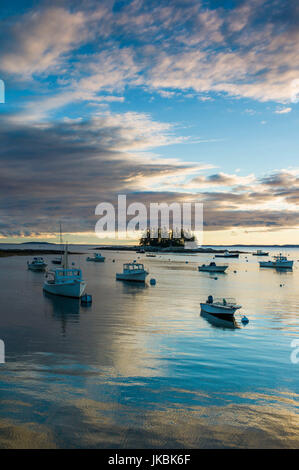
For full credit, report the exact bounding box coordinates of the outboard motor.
[207,295,213,304]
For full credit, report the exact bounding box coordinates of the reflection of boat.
[259,254,293,269]
[27,257,47,271]
[200,295,242,319]
[44,245,86,298]
[252,249,269,256]
[116,262,148,282]
[86,253,105,262]
[198,262,228,273]
[201,311,239,329]
[215,251,239,258]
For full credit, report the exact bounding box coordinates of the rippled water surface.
[0,246,299,448]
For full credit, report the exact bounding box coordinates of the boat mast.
[63,242,68,270]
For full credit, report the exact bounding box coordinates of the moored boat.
[86,253,105,262]
[259,253,293,269]
[198,262,228,273]
[27,257,47,271]
[200,295,242,319]
[252,250,269,256]
[215,250,239,258]
[116,262,148,282]
[44,245,86,298]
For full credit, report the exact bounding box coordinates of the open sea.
[0,245,298,448]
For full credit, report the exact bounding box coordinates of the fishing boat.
[198,262,228,273]
[116,262,148,282]
[215,250,239,258]
[200,295,242,319]
[52,223,63,265]
[259,253,293,269]
[86,253,105,262]
[252,249,269,256]
[27,257,47,271]
[44,244,86,298]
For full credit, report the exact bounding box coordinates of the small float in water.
[116,262,148,283]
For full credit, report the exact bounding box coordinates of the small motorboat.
[116,262,148,282]
[198,262,228,273]
[27,257,47,271]
[52,256,62,265]
[259,253,293,269]
[136,249,145,254]
[215,250,239,258]
[252,250,269,256]
[86,253,105,262]
[43,244,86,298]
[146,253,156,258]
[200,295,242,319]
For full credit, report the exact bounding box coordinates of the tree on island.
[139,227,196,248]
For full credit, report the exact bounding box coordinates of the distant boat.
[215,251,239,258]
[52,222,63,265]
[44,244,86,298]
[86,253,105,262]
[116,262,148,282]
[198,262,228,273]
[27,257,47,271]
[252,250,269,256]
[200,295,242,319]
[259,253,293,269]
[146,253,156,258]
[136,249,145,253]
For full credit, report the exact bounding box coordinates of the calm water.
[0,246,299,448]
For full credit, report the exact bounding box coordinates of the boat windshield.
[212,297,237,305]
[124,263,144,270]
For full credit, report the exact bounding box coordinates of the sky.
[0,0,299,245]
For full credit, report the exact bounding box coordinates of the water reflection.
[43,291,80,336]
[201,311,240,330]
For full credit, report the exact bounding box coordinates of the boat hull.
[198,265,227,272]
[259,261,293,268]
[116,272,148,282]
[28,264,47,271]
[215,254,239,258]
[43,280,86,298]
[200,303,240,318]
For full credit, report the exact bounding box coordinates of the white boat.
[116,262,148,282]
[215,250,239,258]
[259,253,293,269]
[200,295,242,319]
[86,253,105,262]
[146,253,156,258]
[198,262,228,273]
[43,245,86,298]
[27,257,47,271]
[252,249,269,256]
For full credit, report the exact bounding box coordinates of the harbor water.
[0,246,298,448]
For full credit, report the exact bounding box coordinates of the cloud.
[275,107,292,114]
[0,113,298,237]
[2,0,299,103]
